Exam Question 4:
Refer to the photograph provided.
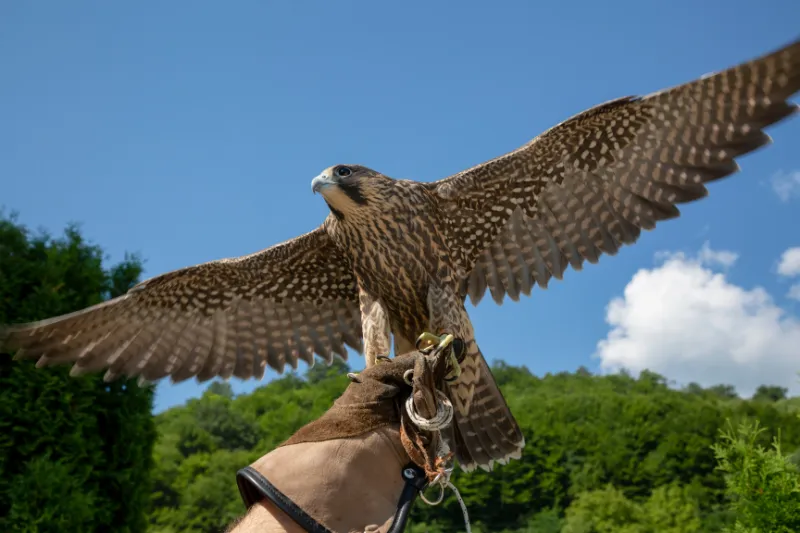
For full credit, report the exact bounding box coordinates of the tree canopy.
[0,214,156,533]
[147,357,800,532]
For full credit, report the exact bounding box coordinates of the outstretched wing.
[0,227,362,383]
[427,39,800,305]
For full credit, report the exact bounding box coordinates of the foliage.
[0,214,156,533]
[752,386,789,403]
[145,351,800,532]
[559,483,702,532]
[712,420,800,532]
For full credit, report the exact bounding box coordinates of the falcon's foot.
[347,354,392,382]
[415,332,462,382]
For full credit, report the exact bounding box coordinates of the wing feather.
[0,226,362,382]
[429,38,800,304]
[232,299,257,380]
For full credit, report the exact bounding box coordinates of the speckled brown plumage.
[2,39,799,472]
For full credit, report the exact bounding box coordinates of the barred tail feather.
[445,349,525,472]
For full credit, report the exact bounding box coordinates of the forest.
[1,214,799,533]
[147,361,800,533]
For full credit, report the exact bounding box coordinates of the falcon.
[2,39,799,471]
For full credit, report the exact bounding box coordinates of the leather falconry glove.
[235,336,465,533]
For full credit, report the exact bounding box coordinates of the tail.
[444,347,525,472]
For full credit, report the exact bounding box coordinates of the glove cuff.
[237,427,410,532]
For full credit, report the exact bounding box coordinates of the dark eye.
[335,166,352,178]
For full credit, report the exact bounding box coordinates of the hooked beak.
[311,173,336,194]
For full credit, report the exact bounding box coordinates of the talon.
[437,334,454,351]
[451,338,466,363]
[416,332,462,381]
[347,372,362,383]
[433,334,461,381]
[416,332,455,352]
[415,332,441,352]
[376,355,393,364]
[445,351,461,381]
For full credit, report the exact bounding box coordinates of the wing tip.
[69,364,91,378]
[0,325,25,355]
[458,437,526,472]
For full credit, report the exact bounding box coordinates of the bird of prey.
[2,39,799,471]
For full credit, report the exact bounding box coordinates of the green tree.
[523,507,565,533]
[709,385,740,400]
[146,347,800,531]
[304,356,350,384]
[561,483,701,533]
[562,485,644,533]
[0,214,156,533]
[206,381,234,399]
[640,483,702,532]
[712,420,800,532]
[752,386,788,403]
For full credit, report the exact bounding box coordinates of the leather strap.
[236,465,333,533]
[385,463,428,533]
[235,462,427,532]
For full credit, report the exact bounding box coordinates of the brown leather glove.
[234,340,459,533]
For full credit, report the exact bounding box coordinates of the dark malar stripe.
[338,181,368,206]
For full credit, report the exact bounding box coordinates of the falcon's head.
[311,164,391,219]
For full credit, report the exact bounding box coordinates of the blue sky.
[2,1,798,413]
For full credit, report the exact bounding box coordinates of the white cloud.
[777,247,800,278]
[595,245,800,397]
[771,170,800,202]
[789,284,800,302]
[698,241,738,268]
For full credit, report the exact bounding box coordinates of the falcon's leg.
[426,281,525,472]
[425,282,479,413]
[358,287,392,368]
[393,334,415,356]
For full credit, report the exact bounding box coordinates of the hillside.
[146,360,800,532]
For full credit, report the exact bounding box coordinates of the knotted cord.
[402,333,472,533]
[403,387,453,432]
[419,468,471,533]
